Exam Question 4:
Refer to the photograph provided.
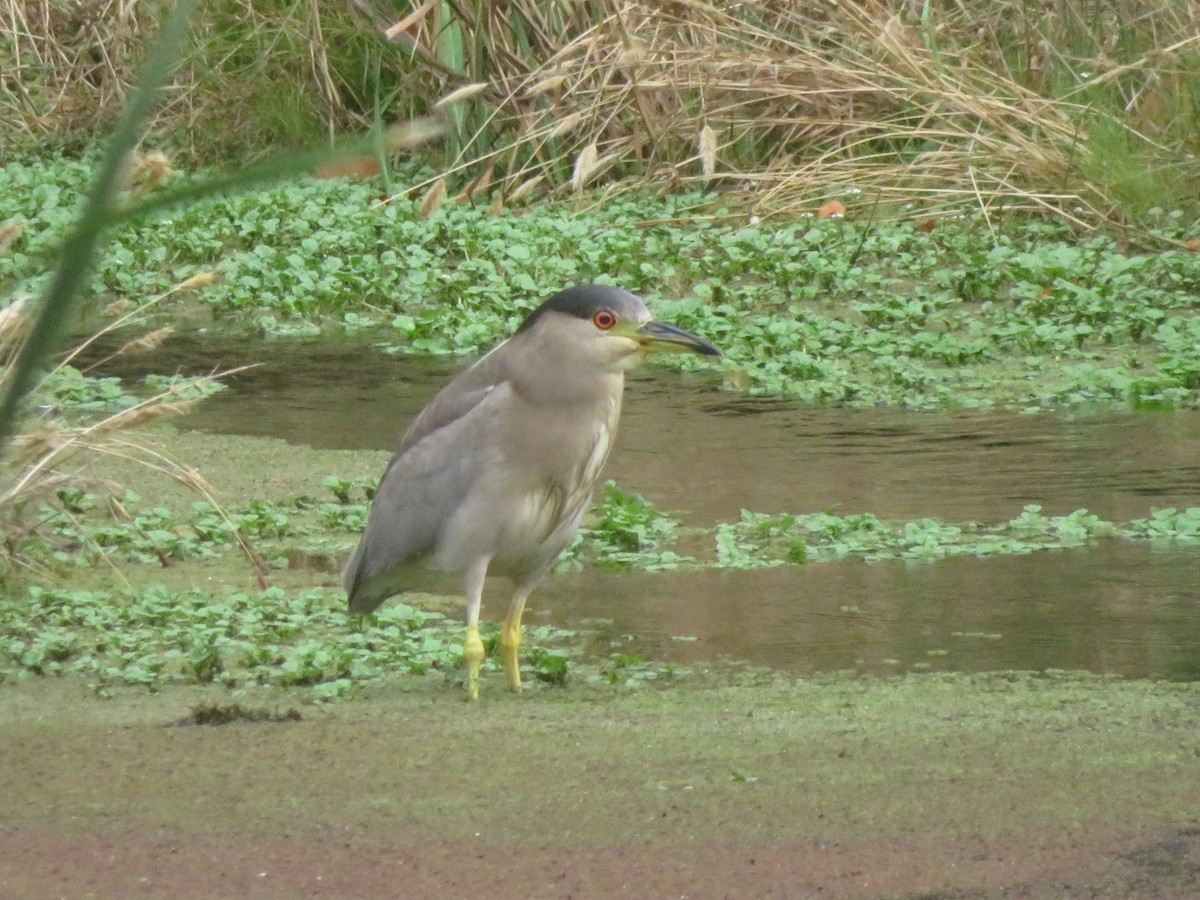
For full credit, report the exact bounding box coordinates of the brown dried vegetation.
[3,1,1199,222]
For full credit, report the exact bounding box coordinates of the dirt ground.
[3,673,1199,899]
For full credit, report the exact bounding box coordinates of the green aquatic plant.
[711,505,1145,569]
[6,471,1199,699]
[0,580,607,700]
[0,583,453,694]
[7,153,1200,410]
[1124,507,1200,543]
[570,481,693,571]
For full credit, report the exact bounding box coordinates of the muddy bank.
[2,674,1198,898]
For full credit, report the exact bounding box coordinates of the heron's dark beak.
[633,320,721,356]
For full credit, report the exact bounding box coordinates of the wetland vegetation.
[3,3,1200,895]
[2,155,1200,695]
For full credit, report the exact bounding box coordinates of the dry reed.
[381,0,1200,223]
[3,1,1197,224]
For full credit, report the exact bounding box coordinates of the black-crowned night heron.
[344,284,720,698]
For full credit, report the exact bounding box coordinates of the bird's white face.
[534,302,654,373]
[583,304,654,370]
[538,299,719,374]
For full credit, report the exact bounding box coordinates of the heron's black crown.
[516,285,643,334]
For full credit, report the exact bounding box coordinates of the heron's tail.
[343,541,385,615]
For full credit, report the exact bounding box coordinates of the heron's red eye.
[593,309,617,330]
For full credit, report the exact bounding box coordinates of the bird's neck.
[512,365,624,408]
[508,343,627,408]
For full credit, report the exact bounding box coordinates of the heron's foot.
[500,617,522,692]
[463,624,485,700]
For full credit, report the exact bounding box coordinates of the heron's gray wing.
[393,341,512,456]
[343,348,512,614]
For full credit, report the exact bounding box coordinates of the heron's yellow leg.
[463,623,485,701]
[462,556,490,701]
[501,589,531,692]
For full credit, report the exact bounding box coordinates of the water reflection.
[541,543,1200,681]
[93,333,1200,681]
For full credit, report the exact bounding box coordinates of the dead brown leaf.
[314,156,380,180]
[817,199,846,218]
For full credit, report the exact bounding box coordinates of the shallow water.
[101,333,1200,680]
